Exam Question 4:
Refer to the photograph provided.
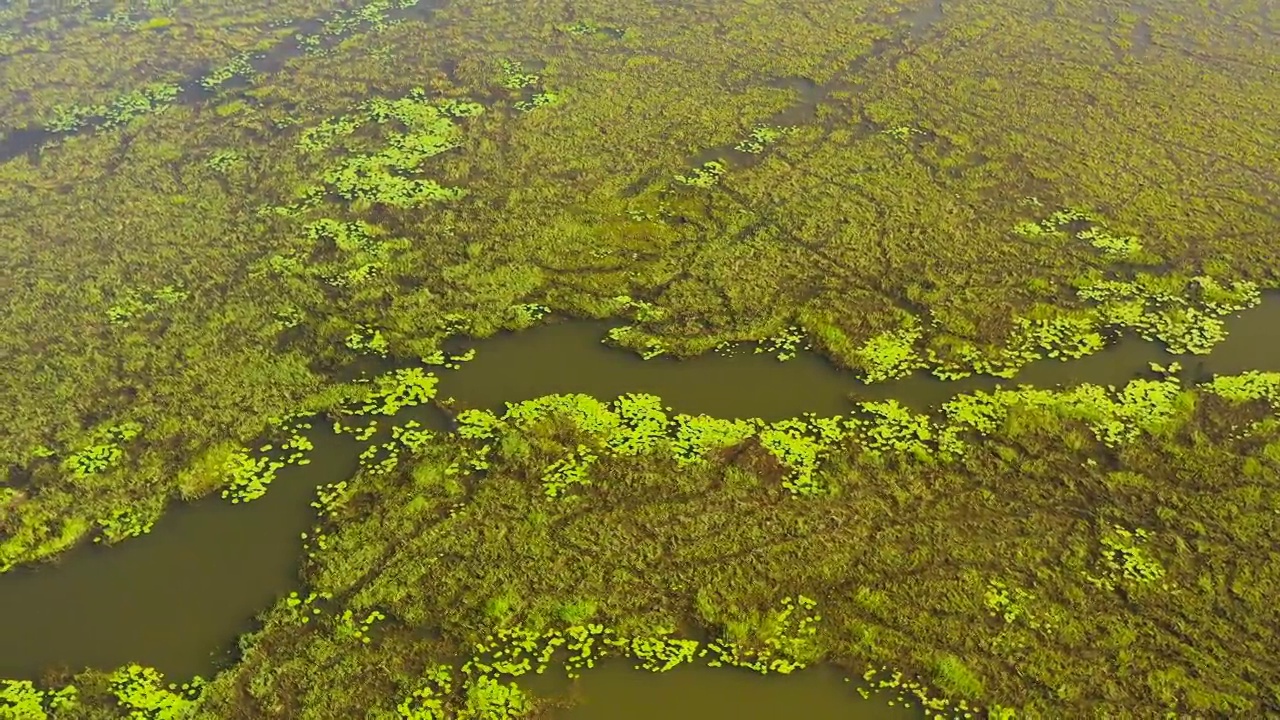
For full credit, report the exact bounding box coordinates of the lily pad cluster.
[675,160,727,188]
[62,422,143,480]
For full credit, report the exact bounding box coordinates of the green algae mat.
[0,0,1278,717]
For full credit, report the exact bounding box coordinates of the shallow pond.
[1,297,1277,692]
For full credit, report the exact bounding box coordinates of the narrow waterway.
[0,296,1276,694]
[527,659,923,719]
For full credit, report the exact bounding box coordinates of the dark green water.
[0,297,1277,707]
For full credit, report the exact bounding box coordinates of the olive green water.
[1,298,1277,702]
[523,658,922,719]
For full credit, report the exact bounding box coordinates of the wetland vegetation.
[1,0,1277,717]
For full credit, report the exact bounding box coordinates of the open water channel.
[1,297,1278,717]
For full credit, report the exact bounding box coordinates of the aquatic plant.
[857,325,925,382]
[515,92,559,113]
[220,450,285,504]
[62,422,143,479]
[670,414,762,465]
[702,596,821,674]
[883,125,926,141]
[106,285,188,326]
[735,125,795,154]
[604,325,667,359]
[109,665,203,719]
[101,82,181,128]
[541,445,598,498]
[498,59,540,89]
[94,507,156,544]
[351,368,440,416]
[397,664,455,719]
[200,53,255,90]
[625,635,701,672]
[457,675,530,719]
[858,400,938,458]
[1077,227,1144,260]
[756,325,808,361]
[607,394,670,456]
[674,160,726,188]
[1202,371,1280,407]
[1086,526,1166,592]
[335,608,386,644]
[345,325,390,356]
[758,419,833,496]
[0,680,76,718]
[284,589,331,625]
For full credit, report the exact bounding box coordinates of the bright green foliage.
[305,218,383,253]
[44,82,179,133]
[334,608,386,644]
[757,326,808,361]
[200,54,255,90]
[0,680,76,719]
[670,414,761,465]
[735,125,794,153]
[504,394,620,438]
[703,596,821,674]
[504,304,551,330]
[541,445,598,498]
[627,636,701,672]
[498,60,539,89]
[1203,371,1280,406]
[932,654,985,700]
[108,665,203,719]
[283,589,330,625]
[311,480,352,520]
[397,665,455,719]
[1087,526,1165,591]
[95,507,156,544]
[758,419,833,496]
[63,422,143,479]
[982,580,1051,631]
[353,368,439,415]
[107,286,188,325]
[604,325,667,359]
[944,378,1188,448]
[675,160,726,188]
[607,393,669,455]
[456,410,505,441]
[857,325,925,383]
[457,676,530,719]
[515,92,559,112]
[1054,379,1187,446]
[295,90,481,209]
[1076,274,1255,355]
[859,401,935,458]
[883,125,925,141]
[1078,227,1144,260]
[102,83,181,128]
[345,325,390,356]
[220,450,285,504]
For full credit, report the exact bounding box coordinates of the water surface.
[528,659,922,720]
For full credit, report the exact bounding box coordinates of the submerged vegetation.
[0,0,1278,715]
